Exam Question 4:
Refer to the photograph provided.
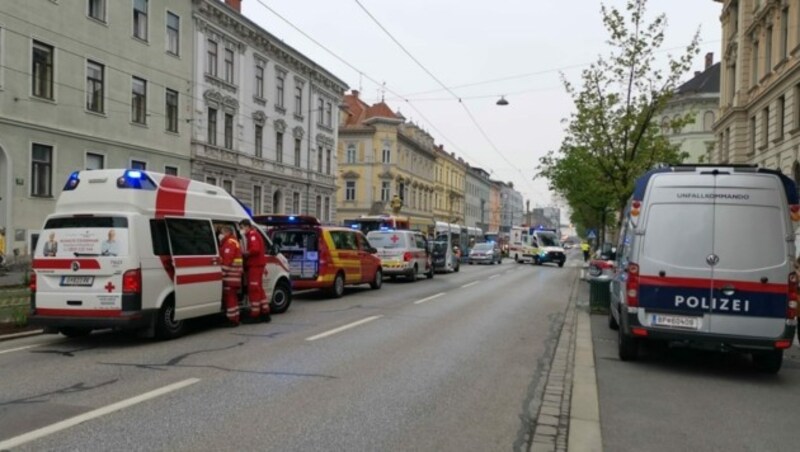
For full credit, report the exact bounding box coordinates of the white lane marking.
[413,292,446,305]
[0,378,201,450]
[488,274,500,280]
[0,344,40,355]
[461,281,479,288]
[305,316,383,341]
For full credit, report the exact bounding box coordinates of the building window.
[294,138,301,167]
[781,8,789,61]
[325,101,332,127]
[751,36,759,85]
[381,181,390,202]
[382,145,391,163]
[345,181,356,201]
[724,127,731,161]
[133,0,148,41]
[323,197,331,222]
[224,48,234,84]
[762,107,769,148]
[86,60,104,113]
[750,116,757,154]
[346,144,356,164]
[273,190,282,214]
[276,72,285,108]
[317,98,324,124]
[222,180,232,194]
[398,182,405,201]
[315,195,322,219]
[292,192,300,214]
[795,84,800,130]
[224,113,233,149]
[294,86,303,115]
[207,40,217,76]
[32,41,54,100]
[255,125,263,157]
[253,185,263,215]
[131,77,147,124]
[165,89,178,133]
[276,131,284,163]
[729,63,736,105]
[317,145,323,172]
[206,176,217,186]
[208,107,217,145]
[166,12,179,56]
[88,0,106,22]
[164,166,178,176]
[86,152,104,170]
[31,144,53,197]
[325,148,331,175]
[702,111,715,132]
[131,160,146,170]
[255,64,264,98]
[765,26,773,71]
[777,95,785,140]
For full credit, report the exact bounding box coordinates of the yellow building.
[712,0,800,181]
[337,91,437,230]
[433,145,467,227]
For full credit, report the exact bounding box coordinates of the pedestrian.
[219,225,243,327]
[581,241,590,262]
[239,219,270,323]
[0,228,6,266]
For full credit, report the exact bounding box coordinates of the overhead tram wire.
[251,0,493,171]
[352,0,538,195]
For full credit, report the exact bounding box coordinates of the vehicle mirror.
[369,247,378,254]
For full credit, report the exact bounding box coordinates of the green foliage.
[11,305,28,327]
[537,0,699,235]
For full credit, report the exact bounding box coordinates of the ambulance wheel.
[270,280,292,314]
[618,327,639,361]
[752,350,783,374]
[408,265,418,282]
[155,298,185,340]
[60,327,91,338]
[370,269,383,290]
[329,273,345,298]
[426,267,434,279]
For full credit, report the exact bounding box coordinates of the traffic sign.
[586,229,597,240]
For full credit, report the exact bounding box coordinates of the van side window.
[150,219,170,255]
[415,235,426,249]
[166,219,217,256]
[329,231,357,250]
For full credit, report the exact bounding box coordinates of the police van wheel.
[329,273,345,299]
[370,269,383,290]
[60,327,92,338]
[618,327,639,361]
[270,280,292,314]
[752,350,783,374]
[155,299,185,340]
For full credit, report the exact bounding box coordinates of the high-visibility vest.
[220,237,243,286]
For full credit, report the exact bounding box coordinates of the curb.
[0,329,44,342]
[567,304,603,452]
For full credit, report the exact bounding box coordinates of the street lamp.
[496,96,509,106]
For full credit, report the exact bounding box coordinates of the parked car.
[468,242,502,265]
[366,230,433,281]
[588,246,617,280]
[431,240,460,273]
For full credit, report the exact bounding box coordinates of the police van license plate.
[651,314,700,330]
[60,276,95,287]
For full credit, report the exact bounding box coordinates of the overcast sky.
[241,0,722,211]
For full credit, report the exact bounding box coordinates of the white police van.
[28,169,292,339]
[609,165,799,373]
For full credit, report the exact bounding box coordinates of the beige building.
[433,145,467,227]
[337,91,438,230]
[661,53,720,163]
[712,0,800,181]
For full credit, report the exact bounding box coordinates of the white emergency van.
[609,165,798,373]
[28,169,292,339]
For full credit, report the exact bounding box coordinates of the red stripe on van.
[32,259,101,270]
[639,275,787,294]
[36,308,122,318]
[155,175,191,218]
[174,256,217,267]
[266,255,290,273]
[176,272,222,285]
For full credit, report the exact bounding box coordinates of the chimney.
[224,0,242,13]
[705,52,714,70]
[352,89,359,98]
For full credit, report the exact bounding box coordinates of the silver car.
[468,242,502,265]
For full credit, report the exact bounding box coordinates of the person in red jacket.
[239,219,270,323]
[219,226,243,326]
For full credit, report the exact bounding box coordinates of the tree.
[537,0,698,242]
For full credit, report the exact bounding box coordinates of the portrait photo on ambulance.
[28,169,292,340]
[609,165,799,373]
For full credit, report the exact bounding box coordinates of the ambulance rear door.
[164,217,222,320]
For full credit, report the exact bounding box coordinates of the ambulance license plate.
[651,314,700,330]
[61,276,95,287]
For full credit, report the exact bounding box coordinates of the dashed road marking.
[488,274,500,280]
[305,316,383,341]
[413,292,447,305]
[0,378,201,450]
[461,281,479,289]
[0,344,40,355]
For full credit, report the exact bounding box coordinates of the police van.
[28,169,292,339]
[609,165,798,373]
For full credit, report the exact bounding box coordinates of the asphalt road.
[0,258,579,451]
[591,313,800,452]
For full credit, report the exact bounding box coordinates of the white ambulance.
[28,169,292,339]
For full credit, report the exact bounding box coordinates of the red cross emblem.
[390,235,400,244]
[104,282,115,293]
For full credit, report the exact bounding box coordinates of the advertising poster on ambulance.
[36,228,129,258]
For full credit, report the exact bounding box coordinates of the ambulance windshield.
[37,216,129,258]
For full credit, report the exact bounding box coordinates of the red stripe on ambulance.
[32,259,101,270]
[155,175,191,218]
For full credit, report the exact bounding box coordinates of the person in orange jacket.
[239,219,270,323]
[219,225,243,326]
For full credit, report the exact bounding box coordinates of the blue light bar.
[288,216,296,221]
[63,171,81,191]
[117,169,156,190]
[126,170,143,179]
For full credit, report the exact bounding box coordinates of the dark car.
[431,241,460,273]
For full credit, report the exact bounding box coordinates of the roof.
[676,62,720,95]
[365,102,398,121]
